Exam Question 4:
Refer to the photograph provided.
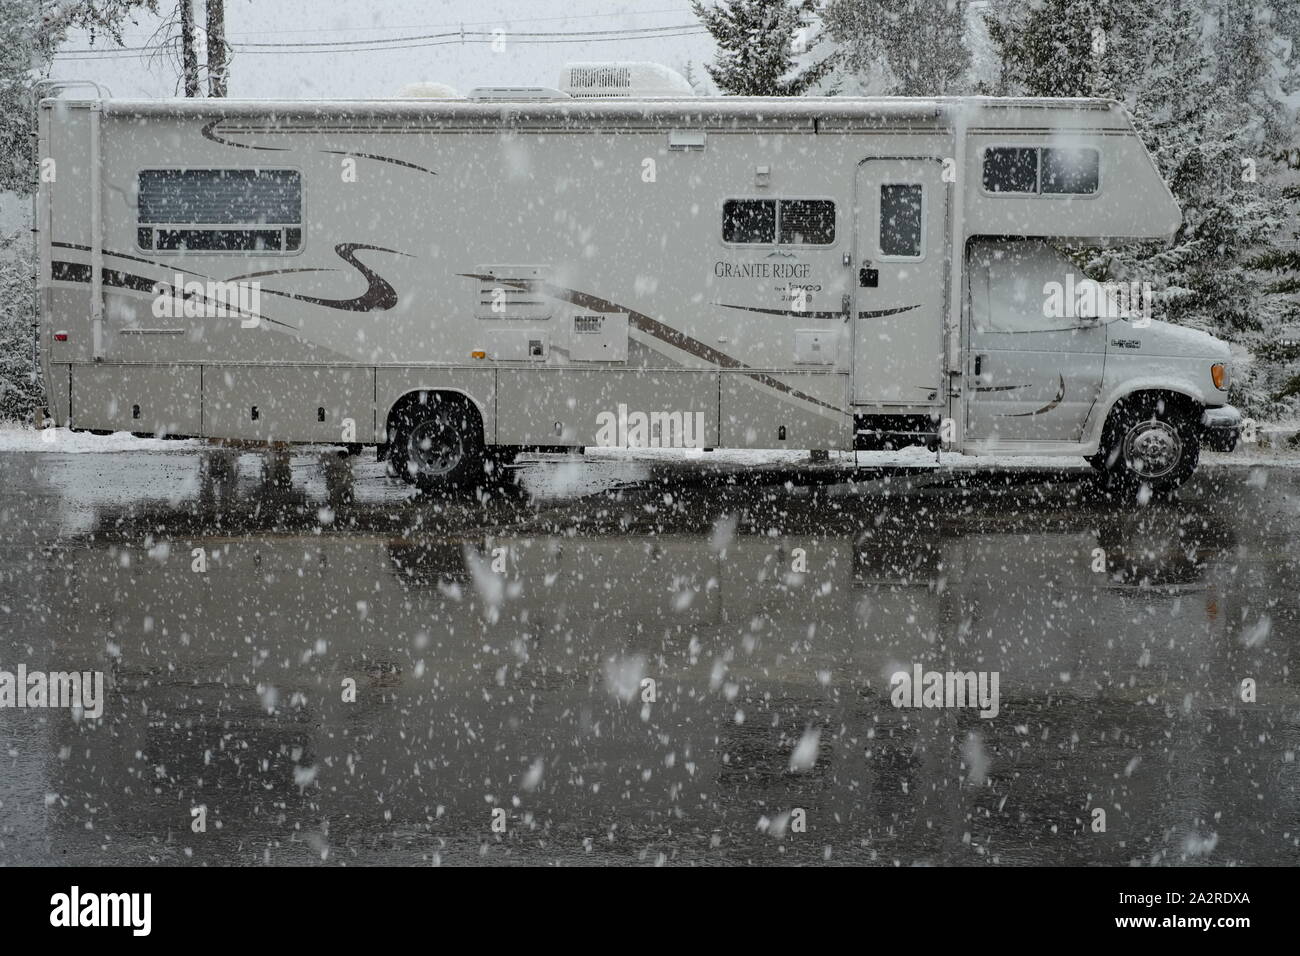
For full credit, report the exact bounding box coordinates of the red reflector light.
[53,331,68,342]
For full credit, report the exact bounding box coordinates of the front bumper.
[1200,405,1242,452]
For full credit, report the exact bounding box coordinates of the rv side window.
[1040,147,1100,194]
[982,147,1038,193]
[778,200,835,244]
[723,199,836,245]
[723,200,776,243]
[879,184,923,258]
[137,169,302,253]
[982,146,1100,195]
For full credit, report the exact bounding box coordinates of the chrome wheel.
[1122,419,1182,480]
[406,418,465,479]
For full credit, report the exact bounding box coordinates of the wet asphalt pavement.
[1,444,1298,866]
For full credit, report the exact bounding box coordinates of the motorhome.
[35,63,1242,493]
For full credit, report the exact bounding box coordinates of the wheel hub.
[1122,419,1181,479]
[407,418,463,478]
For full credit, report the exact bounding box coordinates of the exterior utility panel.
[37,92,1231,487]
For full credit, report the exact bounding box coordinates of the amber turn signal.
[1211,363,1227,390]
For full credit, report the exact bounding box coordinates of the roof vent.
[559,62,694,99]
[467,87,571,103]
[395,82,461,99]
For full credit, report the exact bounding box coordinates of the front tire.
[1094,394,1199,495]
[389,394,484,490]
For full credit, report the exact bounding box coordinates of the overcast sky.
[49,0,719,99]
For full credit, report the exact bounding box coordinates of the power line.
[239,23,705,49]
[97,6,695,40]
[54,24,709,59]
[54,32,710,62]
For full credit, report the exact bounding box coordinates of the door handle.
[974,354,984,376]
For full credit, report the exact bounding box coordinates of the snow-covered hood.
[1106,319,1230,360]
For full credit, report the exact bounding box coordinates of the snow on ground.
[2,423,1298,468]
[0,425,199,453]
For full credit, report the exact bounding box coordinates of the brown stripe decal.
[858,305,920,320]
[53,241,409,315]
[320,149,437,176]
[201,120,290,151]
[717,303,844,320]
[259,243,410,312]
[461,274,846,415]
[50,260,296,330]
[716,302,921,321]
[201,123,438,175]
[998,374,1066,417]
[53,241,188,272]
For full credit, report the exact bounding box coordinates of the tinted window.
[138,169,301,252]
[880,184,923,258]
[778,200,835,244]
[139,169,301,224]
[982,147,1038,193]
[1041,147,1100,194]
[723,200,776,243]
[155,229,284,252]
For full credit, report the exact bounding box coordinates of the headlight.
[1211,363,1228,390]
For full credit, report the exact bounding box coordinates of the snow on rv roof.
[50,95,1129,132]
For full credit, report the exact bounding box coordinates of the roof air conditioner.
[559,62,694,99]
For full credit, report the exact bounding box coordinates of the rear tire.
[1094,394,1199,495]
[388,393,484,490]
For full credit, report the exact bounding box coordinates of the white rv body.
[35,83,1238,485]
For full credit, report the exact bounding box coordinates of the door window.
[879,184,923,258]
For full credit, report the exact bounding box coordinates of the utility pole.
[206,0,227,97]
[180,0,199,97]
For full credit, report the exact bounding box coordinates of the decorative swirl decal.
[259,244,412,312]
[998,374,1067,417]
[49,241,410,320]
[200,122,438,176]
[49,258,295,330]
[715,302,921,321]
[320,150,437,176]
[200,120,289,151]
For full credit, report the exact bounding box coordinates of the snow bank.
[0,425,199,453]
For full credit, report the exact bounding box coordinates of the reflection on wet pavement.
[1,447,1297,865]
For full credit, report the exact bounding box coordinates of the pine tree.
[692,0,837,95]
[1,1,160,194]
[822,0,972,96]
[0,233,40,423]
[985,0,1113,97]
[987,0,1299,415]
[1,1,158,422]
[0,0,43,195]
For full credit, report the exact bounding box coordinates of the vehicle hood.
[1106,319,1230,360]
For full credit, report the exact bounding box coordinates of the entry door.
[852,158,949,407]
[964,240,1107,443]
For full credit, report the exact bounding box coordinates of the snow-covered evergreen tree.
[822,0,972,95]
[0,1,157,421]
[692,0,837,95]
[987,0,1300,415]
[985,0,1113,97]
[1,0,42,195]
[0,234,39,422]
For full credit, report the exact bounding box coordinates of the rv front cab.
[967,239,1240,491]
